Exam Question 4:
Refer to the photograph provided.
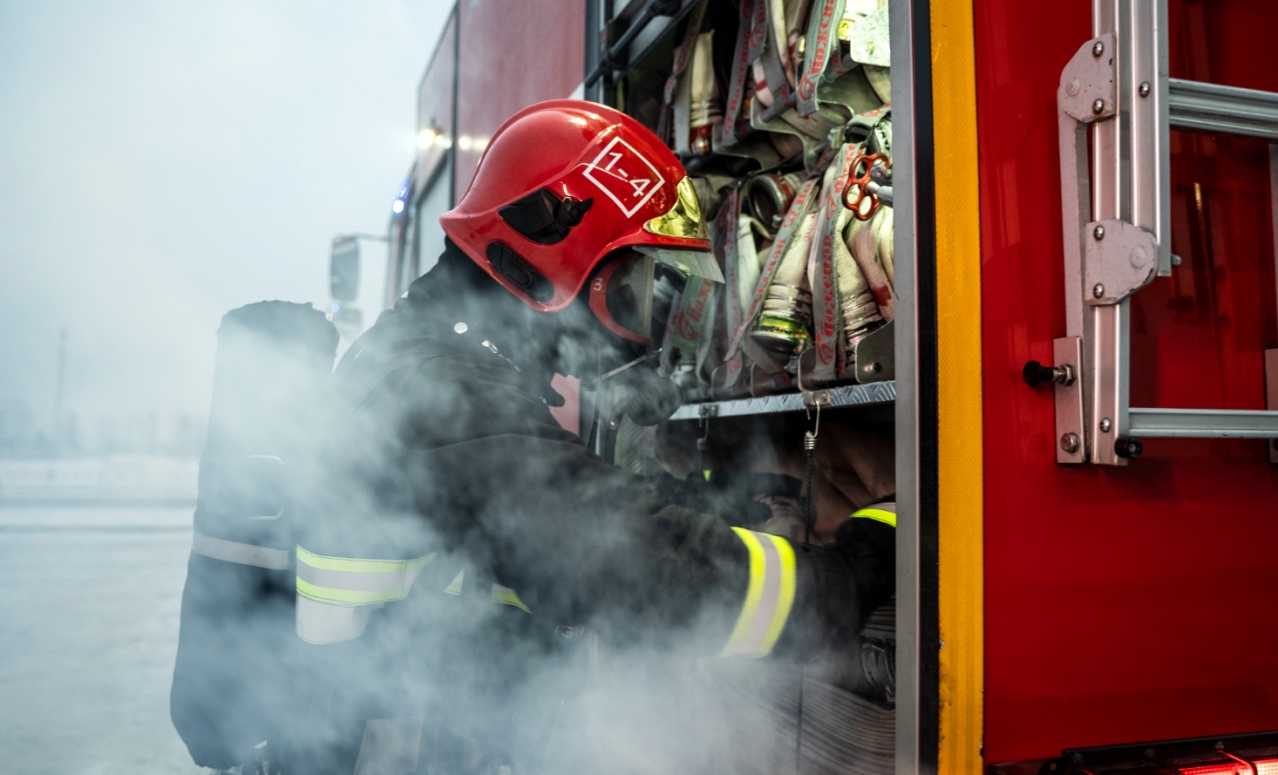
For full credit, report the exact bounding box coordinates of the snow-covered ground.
[0,456,199,505]
[0,505,205,774]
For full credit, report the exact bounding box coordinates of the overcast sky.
[0,0,450,442]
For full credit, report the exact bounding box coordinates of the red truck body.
[977,1,1278,762]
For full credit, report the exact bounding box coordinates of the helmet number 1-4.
[583,137,666,218]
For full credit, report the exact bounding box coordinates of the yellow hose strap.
[295,546,435,606]
[850,501,897,528]
[720,527,796,658]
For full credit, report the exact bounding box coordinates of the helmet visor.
[634,246,725,283]
[589,253,656,344]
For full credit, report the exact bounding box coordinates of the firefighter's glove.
[779,510,896,662]
[610,368,684,427]
[649,473,772,525]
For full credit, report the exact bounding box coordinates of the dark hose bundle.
[171,301,337,770]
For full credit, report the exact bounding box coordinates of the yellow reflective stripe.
[295,578,404,605]
[490,584,531,613]
[444,570,464,596]
[721,528,766,655]
[294,545,435,606]
[296,546,430,575]
[850,506,897,528]
[720,528,796,658]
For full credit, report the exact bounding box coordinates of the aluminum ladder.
[1052,0,1278,465]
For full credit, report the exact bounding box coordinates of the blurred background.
[0,2,449,771]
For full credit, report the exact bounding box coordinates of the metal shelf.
[668,381,896,421]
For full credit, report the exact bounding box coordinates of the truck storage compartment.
[595,0,897,405]
[590,2,904,771]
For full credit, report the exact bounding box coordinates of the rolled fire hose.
[689,31,721,156]
[846,202,895,321]
[875,204,894,289]
[736,172,803,312]
[752,209,819,356]
[734,171,801,317]
[736,214,765,314]
[742,172,804,235]
[832,205,885,350]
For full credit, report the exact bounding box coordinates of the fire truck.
[329,0,1278,771]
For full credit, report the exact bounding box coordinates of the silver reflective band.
[191,531,290,570]
[719,528,796,658]
[295,594,373,645]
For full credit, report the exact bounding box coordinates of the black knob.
[1022,360,1056,387]
[1114,436,1143,459]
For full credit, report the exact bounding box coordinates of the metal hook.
[696,409,713,476]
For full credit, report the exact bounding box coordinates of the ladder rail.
[1129,407,1278,438]
[1055,0,1278,464]
[1168,78,1278,142]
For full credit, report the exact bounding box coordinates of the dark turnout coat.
[290,262,894,774]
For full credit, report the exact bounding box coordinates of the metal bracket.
[1083,219,1159,304]
[803,389,833,408]
[853,320,896,383]
[1054,337,1086,464]
[1059,33,1118,123]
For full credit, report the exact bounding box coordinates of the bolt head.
[1171,253,1182,267]
[1060,432,1080,454]
[1093,283,1105,298]
[1092,40,1104,57]
[1100,417,1112,433]
[1139,81,1151,97]
[1092,98,1105,114]
[1066,78,1080,97]
[453,321,468,334]
[1093,224,1105,240]
[862,361,882,374]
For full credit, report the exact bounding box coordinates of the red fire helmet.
[440,100,721,343]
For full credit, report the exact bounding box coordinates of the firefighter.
[291,100,895,774]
